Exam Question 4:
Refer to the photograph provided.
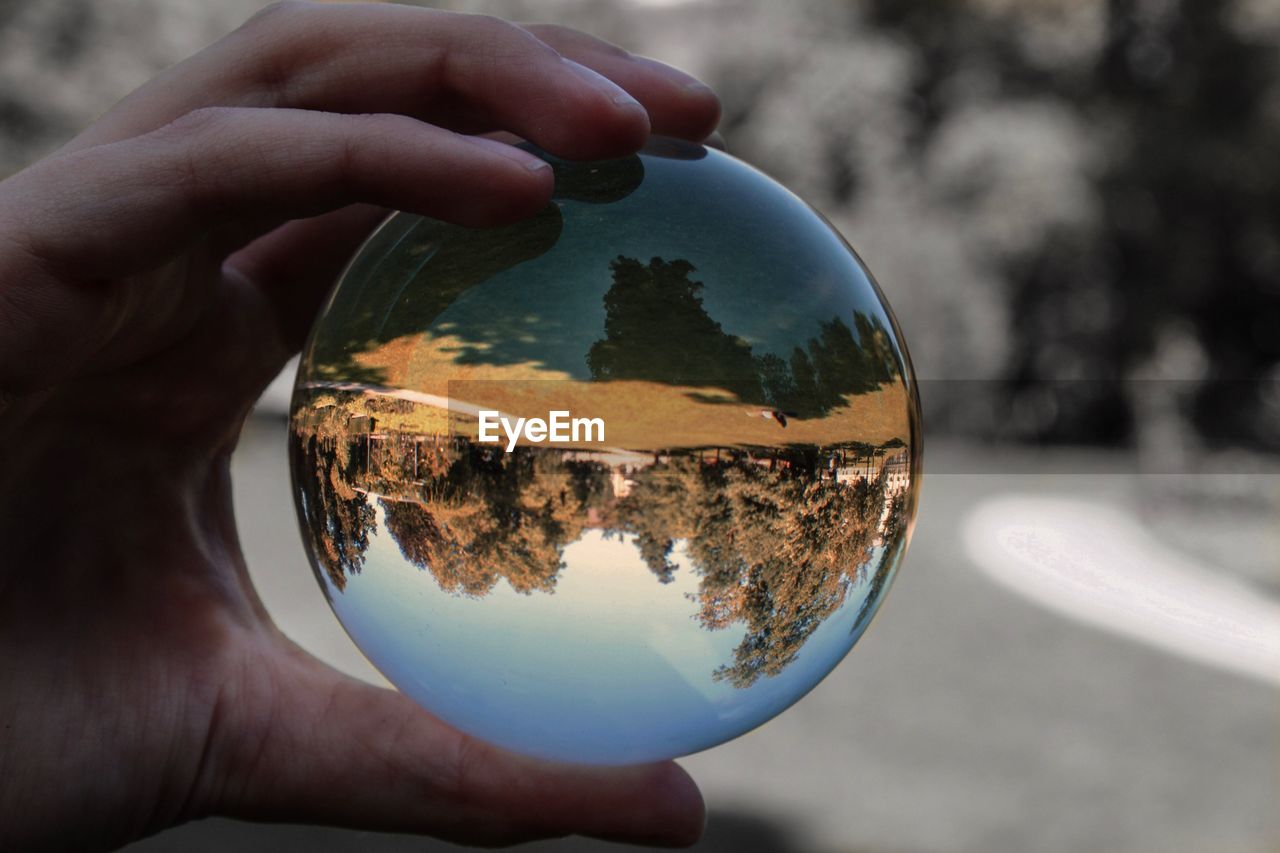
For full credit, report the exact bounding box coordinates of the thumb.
[206,646,706,848]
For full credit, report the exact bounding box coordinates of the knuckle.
[329,126,361,198]
[462,12,556,60]
[149,108,245,212]
[230,2,326,105]
[463,12,518,39]
[238,0,314,34]
[156,106,237,141]
[528,23,631,59]
[363,112,419,138]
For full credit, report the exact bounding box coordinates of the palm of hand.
[0,234,426,847]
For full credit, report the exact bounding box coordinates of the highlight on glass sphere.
[289,135,922,765]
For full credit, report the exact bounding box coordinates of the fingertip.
[451,136,555,226]
[539,99,651,163]
[654,761,707,848]
[612,95,656,147]
[536,59,652,160]
[585,760,705,849]
[464,133,552,174]
[628,55,722,142]
[680,84,722,142]
[703,130,728,152]
[595,101,654,160]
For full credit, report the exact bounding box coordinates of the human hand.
[0,3,719,850]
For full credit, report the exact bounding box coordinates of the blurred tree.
[862,0,1280,448]
[1094,0,1280,449]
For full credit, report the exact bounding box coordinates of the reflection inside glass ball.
[289,136,921,764]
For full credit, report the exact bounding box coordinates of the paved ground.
[125,416,1279,853]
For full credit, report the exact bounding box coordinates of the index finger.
[64,3,720,160]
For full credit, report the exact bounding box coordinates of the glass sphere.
[289,136,922,764]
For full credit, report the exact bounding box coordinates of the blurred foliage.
[3,0,1278,448]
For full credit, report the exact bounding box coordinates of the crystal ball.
[289,136,921,764]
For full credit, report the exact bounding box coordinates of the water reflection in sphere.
[289,136,922,764]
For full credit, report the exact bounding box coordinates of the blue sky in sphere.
[324,503,888,764]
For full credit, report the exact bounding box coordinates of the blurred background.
[2,0,1277,851]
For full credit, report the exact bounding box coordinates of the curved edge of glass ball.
[288,134,924,764]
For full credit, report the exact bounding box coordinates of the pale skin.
[0,3,721,850]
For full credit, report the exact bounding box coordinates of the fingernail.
[465,135,551,172]
[563,58,645,111]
